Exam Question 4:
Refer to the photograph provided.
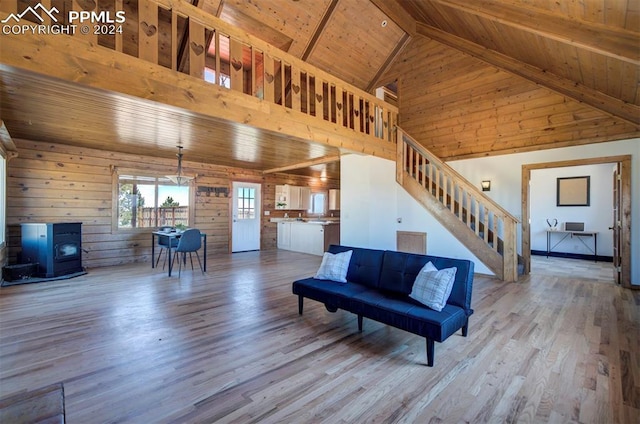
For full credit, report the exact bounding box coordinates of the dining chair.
[173,228,204,276]
[156,227,179,269]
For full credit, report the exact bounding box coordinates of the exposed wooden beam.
[301,0,340,61]
[263,154,341,174]
[429,0,639,64]
[416,22,640,127]
[370,0,416,37]
[367,33,411,92]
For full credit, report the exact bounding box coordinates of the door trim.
[522,155,632,288]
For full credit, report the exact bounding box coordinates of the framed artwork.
[556,176,590,206]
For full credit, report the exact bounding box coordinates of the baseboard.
[531,250,613,263]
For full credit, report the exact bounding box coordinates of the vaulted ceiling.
[1,0,638,177]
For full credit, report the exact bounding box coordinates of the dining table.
[151,230,207,276]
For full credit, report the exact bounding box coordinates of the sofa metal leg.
[426,339,434,367]
[298,296,303,315]
[357,315,363,332]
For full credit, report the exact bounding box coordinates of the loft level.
[0,0,398,159]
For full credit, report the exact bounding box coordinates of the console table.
[546,230,598,262]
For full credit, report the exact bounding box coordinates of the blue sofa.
[292,245,475,366]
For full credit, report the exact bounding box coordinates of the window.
[309,192,326,215]
[236,187,256,219]
[117,173,190,229]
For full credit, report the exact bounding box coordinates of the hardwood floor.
[530,255,615,283]
[0,250,638,423]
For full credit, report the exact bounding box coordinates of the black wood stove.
[21,223,83,278]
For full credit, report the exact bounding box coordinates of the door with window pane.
[232,182,261,252]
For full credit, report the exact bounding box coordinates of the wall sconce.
[481,180,491,191]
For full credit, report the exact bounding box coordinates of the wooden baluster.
[335,86,344,128]
[263,54,275,103]
[138,0,158,63]
[466,194,472,228]
[409,146,415,178]
[449,177,455,214]
[315,78,323,121]
[421,155,426,188]
[434,164,440,200]
[251,48,257,97]
[188,19,205,79]
[229,38,244,92]
[329,84,335,123]
[493,212,499,252]
[291,67,301,112]
[170,10,178,70]
[114,0,124,53]
[475,200,480,237]
[74,0,97,43]
[483,206,489,243]
[214,31,221,84]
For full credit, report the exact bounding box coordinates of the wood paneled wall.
[6,140,338,268]
[385,37,639,160]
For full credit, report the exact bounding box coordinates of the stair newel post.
[503,217,518,282]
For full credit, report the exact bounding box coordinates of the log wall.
[6,140,338,268]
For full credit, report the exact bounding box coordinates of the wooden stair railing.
[0,0,397,145]
[396,129,519,281]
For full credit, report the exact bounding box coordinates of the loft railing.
[396,128,519,281]
[0,0,398,143]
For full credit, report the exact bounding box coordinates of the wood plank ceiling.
[1,0,638,176]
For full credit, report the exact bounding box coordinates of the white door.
[232,182,261,252]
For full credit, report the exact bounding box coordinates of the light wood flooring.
[530,255,616,283]
[0,250,638,423]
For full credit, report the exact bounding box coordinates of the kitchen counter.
[273,219,340,255]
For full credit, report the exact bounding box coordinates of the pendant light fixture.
[166,146,194,186]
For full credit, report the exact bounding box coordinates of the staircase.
[396,128,520,282]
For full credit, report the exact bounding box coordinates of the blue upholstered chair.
[156,227,179,269]
[174,228,203,276]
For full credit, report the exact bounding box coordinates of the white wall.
[340,138,639,285]
[530,164,614,256]
[448,138,639,285]
[340,154,493,275]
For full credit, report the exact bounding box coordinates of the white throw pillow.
[314,250,353,283]
[409,262,457,312]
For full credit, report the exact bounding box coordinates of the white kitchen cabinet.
[329,189,340,210]
[275,185,311,210]
[276,221,340,256]
[290,222,324,256]
[277,221,291,249]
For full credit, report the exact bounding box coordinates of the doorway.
[231,182,261,252]
[522,156,632,288]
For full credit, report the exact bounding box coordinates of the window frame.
[111,167,195,233]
